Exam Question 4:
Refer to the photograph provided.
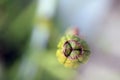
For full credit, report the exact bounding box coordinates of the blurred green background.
[0,0,76,80]
[1,0,120,80]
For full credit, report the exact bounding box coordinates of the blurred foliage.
[0,0,76,80]
[7,49,76,80]
[0,0,37,67]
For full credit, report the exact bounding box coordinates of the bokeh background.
[0,0,120,80]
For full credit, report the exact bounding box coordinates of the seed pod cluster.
[56,34,90,68]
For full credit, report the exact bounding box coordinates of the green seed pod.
[56,34,90,68]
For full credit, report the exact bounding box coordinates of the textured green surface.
[56,34,91,68]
